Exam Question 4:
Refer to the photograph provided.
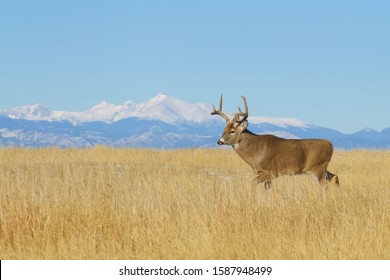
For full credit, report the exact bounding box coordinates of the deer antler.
[231,96,249,124]
[211,95,230,124]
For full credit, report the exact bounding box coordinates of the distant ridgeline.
[1,94,389,149]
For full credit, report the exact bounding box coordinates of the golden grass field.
[0,147,389,259]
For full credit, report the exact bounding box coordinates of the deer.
[211,95,339,189]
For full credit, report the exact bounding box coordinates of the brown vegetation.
[0,147,389,259]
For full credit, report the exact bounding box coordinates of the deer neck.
[233,130,255,151]
[232,130,260,170]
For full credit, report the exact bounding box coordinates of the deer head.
[211,95,249,145]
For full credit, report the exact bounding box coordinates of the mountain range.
[1,93,389,149]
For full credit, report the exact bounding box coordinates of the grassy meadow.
[0,147,389,259]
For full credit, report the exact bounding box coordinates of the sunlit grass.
[0,147,389,259]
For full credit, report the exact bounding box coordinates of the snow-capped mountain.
[4,103,51,120]
[1,93,214,124]
[128,93,213,123]
[249,116,308,129]
[1,94,390,149]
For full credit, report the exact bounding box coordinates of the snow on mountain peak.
[0,94,213,124]
[0,94,308,129]
[87,101,122,121]
[88,100,135,116]
[5,103,51,120]
[133,93,212,123]
[152,92,168,102]
[90,101,113,110]
[249,116,308,128]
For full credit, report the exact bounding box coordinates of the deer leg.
[315,168,340,187]
[254,171,273,189]
[313,168,327,185]
[264,180,272,189]
[325,171,339,186]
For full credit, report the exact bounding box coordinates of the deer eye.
[230,130,236,134]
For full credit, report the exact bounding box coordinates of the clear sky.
[1,0,389,133]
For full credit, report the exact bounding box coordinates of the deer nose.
[217,139,224,145]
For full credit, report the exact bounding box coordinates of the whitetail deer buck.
[211,95,339,188]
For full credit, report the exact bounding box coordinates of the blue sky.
[1,0,389,133]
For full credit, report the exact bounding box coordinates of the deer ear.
[237,120,248,132]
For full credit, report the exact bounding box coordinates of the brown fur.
[212,96,339,188]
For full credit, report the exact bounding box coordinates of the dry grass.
[0,147,389,259]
